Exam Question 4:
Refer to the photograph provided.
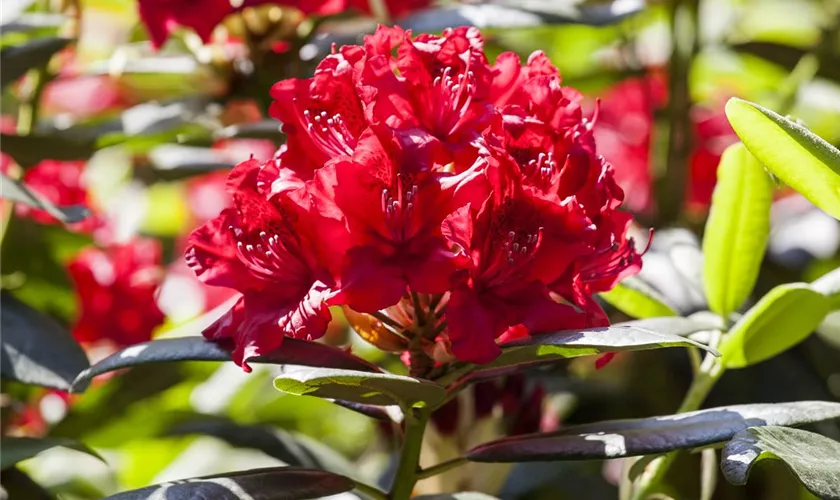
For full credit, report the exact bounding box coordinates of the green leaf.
[71,336,380,392]
[0,37,70,88]
[274,367,446,409]
[810,266,840,309]
[0,467,53,500]
[1,437,104,469]
[1,292,90,391]
[0,133,96,169]
[725,97,840,220]
[101,467,354,500]
[466,401,840,462]
[600,276,678,319]
[702,142,774,320]
[414,494,501,500]
[436,318,720,387]
[1,171,90,224]
[719,283,830,368]
[721,426,840,500]
[147,144,234,181]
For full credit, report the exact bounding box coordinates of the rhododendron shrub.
[186,26,642,371]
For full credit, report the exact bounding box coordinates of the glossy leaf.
[1,437,104,469]
[600,276,678,319]
[811,266,840,309]
[725,98,840,220]
[102,467,354,500]
[165,417,358,477]
[0,37,70,88]
[0,467,53,500]
[71,336,379,392]
[437,318,720,387]
[467,401,840,462]
[215,120,284,140]
[1,172,90,224]
[274,367,446,409]
[721,426,840,500]
[147,144,235,181]
[1,292,90,390]
[0,133,96,168]
[702,142,774,320]
[414,494,501,500]
[719,283,830,368]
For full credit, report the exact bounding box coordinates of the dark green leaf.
[467,401,840,462]
[71,336,380,392]
[0,37,70,88]
[732,42,840,84]
[101,467,354,500]
[702,142,774,320]
[0,467,53,500]
[721,426,840,500]
[1,437,103,469]
[215,120,284,140]
[811,266,840,309]
[1,171,90,224]
[274,367,446,409]
[1,292,90,390]
[165,417,357,477]
[414,494,501,500]
[719,283,830,368]
[0,133,96,168]
[1,13,66,34]
[147,145,234,180]
[600,276,678,319]
[725,98,840,220]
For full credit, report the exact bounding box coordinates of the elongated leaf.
[215,120,284,140]
[719,283,830,368]
[148,144,235,181]
[0,37,70,88]
[0,133,96,168]
[721,426,840,500]
[414,494,501,500]
[467,401,840,462]
[102,467,354,500]
[165,418,357,478]
[1,172,90,224]
[0,467,53,500]
[274,367,445,409]
[600,276,678,319]
[733,42,840,84]
[811,267,840,309]
[1,13,66,34]
[1,437,104,469]
[71,336,379,392]
[725,98,840,220]
[1,293,90,390]
[702,142,774,320]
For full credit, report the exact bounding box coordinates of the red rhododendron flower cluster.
[186,26,642,369]
[139,0,432,48]
[68,238,166,348]
[14,160,102,233]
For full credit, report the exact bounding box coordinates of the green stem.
[355,480,389,500]
[17,67,49,136]
[655,0,699,226]
[389,407,429,500]
[631,354,724,499]
[416,456,468,480]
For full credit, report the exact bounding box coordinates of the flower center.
[431,66,476,136]
[300,105,356,156]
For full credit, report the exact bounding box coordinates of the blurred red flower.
[68,238,166,348]
[14,160,101,233]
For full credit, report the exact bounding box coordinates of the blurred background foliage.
[1,0,840,499]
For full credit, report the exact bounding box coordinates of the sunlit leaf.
[702,142,774,320]
[274,367,446,409]
[719,283,830,368]
[600,276,679,319]
[1,437,104,469]
[1,292,90,390]
[414,494,501,500]
[721,426,840,500]
[101,467,354,500]
[725,98,840,220]
[467,401,840,462]
[71,336,379,392]
[0,37,70,88]
[811,266,840,309]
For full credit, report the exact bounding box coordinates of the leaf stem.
[355,480,389,500]
[416,456,468,480]
[389,407,429,500]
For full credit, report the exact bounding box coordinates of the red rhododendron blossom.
[687,104,739,211]
[14,160,100,233]
[188,25,642,369]
[68,238,166,348]
[185,158,339,369]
